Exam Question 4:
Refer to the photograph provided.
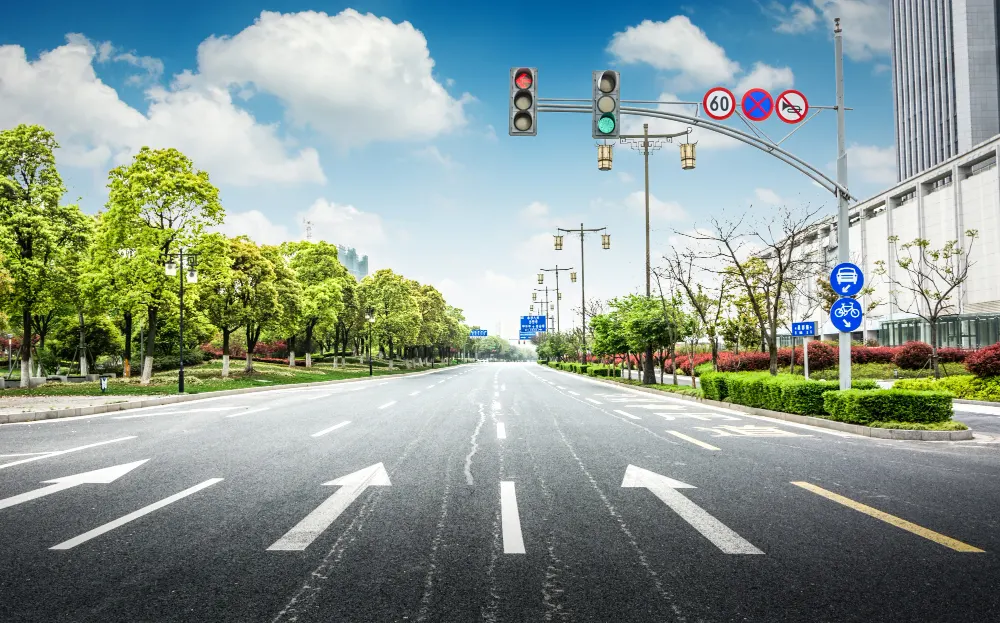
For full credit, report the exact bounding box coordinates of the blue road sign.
[741,88,773,121]
[791,321,817,337]
[830,297,863,333]
[830,262,864,296]
[470,329,488,337]
[519,315,547,340]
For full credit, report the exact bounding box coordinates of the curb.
[545,367,975,441]
[0,365,461,425]
[954,398,1000,408]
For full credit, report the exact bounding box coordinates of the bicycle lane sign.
[830,297,863,332]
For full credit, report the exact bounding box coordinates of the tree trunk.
[789,341,796,376]
[140,306,157,385]
[642,343,655,385]
[78,311,88,376]
[671,345,678,386]
[305,322,314,368]
[19,308,31,388]
[123,311,133,378]
[710,335,719,371]
[288,335,296,368]
[627,353,632,380]
[245,325,260,373]
[930,320,941,378]
[245,350,254,373]
[222,327,231,378]
[768,335,778,376]
[688,341,697,389]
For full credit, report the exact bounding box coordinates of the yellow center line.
[791,481,985,553]
[665,430,721,451]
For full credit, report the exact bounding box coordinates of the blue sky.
[0,0,895,338]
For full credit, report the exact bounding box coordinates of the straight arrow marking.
[500,481,525,554]
[0,460,149,511]
[622,465,762,555]
[268,463,390,551]
[50,478,223,550]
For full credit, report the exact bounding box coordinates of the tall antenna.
[303,219,313,241]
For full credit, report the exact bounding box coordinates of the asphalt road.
[2,362,999,622]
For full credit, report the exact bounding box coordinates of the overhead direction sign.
[775,89,808,124]
[703,87,736,121]
[741,88,773,122]
[792,321,817,337]
[470,329,488,337]
[830,298,863,333]
[830,262,864,296]
[519,315,547,340]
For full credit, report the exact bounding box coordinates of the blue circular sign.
[830,297,863,333]
[741,88,773,121]
[830,262,864,296]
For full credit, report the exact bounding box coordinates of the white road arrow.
[621,465,763,555]
[267,463,391,551]
[0,460,148,511]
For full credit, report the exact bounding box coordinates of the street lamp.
[554,235,564,250]
[366,306,375,376]
[532,292,537,301]
[597,144,613,171]
[164,248,198,393]
[680,141,697,170]
[570,272,577,283]
[602,234,611,250]
[555,223,609,359]
[537,273,544,284]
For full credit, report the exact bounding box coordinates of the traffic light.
[509,67,537,136]
[592,70,620,139]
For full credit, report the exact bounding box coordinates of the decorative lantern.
[602,234,611,250]
[570,272,577,282]
[598,144,613,171]
[554,235,564,250]
[680,142,697,170]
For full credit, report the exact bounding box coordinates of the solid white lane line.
[311,421,352,438]
[586,398,602,405]
[378,401,397,409]
[666,430,721,451]
[303,393,335,401]
[500,481,526,554]
[410,391,421,396]
[568,391,580,396]
[225,407,271,418]
[50,478,224,550]
[497,423,507,439]
[614,409,642,420]
[0,452,51,457]
[0,437,136,471]
[113,406,241,420]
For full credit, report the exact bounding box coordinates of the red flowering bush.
[892,341,933,370]
[936,347,969,363]
[851,346,897,364]
[966,343,1000,378]
[716,351,771,372]
[674,352,712,375]
[799,340,837,370]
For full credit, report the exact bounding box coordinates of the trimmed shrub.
[893,341,933,370]
[716,351,771,372]
[823,389,953,424]
[937,347,969,363]
[895,375,1000,402]
[966,343,1000,378]
[851,379,880,390]
[851,346,897,364]
[699,371,728,401]
[578,364,589,374]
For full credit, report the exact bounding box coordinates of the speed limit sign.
[703,87,736,121]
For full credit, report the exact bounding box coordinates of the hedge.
[895,375,1000,402]
[701,372,894,417]
[966,343,1000,378]
[823,389,953,424]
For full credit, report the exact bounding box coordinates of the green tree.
[0,124,89,385]
[236,244,284,373]
[284,241,347,367]
[102,147,223,384]
[614,294,673,381]
[260,245,303,370]
[361,269,420,368]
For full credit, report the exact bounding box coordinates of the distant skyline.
[0,0,896,339]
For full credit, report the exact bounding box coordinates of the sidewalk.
[0,395,149,416]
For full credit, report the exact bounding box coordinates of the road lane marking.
[378,401,397,409]
[0,437,136,471]
[225,407,270,418]
[494,391,499,397]
[0,460,148,510]
[409,391,421,396]
[586,398,602,405]
[427,384,436,389]
[614,409,642,420]
[311,421,352,438]
[0,452,51,457]
[50,478,224,550]
[791,481,985,553]
[303,393,335,401]
[114,406,242,420]
[497,423,506,439]
[556,386,566,390]
[568,391,580,396]
[500,481,525,554]
[666,430,721,450]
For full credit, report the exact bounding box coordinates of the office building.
[890,0,1000,181]
[337,245,369,281]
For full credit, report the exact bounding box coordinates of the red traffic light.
[515,70,533,90]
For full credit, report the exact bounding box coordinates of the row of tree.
[0,124,472,387]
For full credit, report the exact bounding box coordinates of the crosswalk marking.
[791,482,985,553]
[666,430,721,450]
[50,478,224,550]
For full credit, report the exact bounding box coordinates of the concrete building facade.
[890,0,1000,181]
[337,245,369,281]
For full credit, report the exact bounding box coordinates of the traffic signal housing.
[592,70,620,139]
[509,67,537,136]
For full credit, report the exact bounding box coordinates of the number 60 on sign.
[703,87,736,121]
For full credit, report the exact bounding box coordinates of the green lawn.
[607,377,704,398]
[0,360,458,397]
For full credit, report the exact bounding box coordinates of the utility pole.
[834,17,852,391]
[532,287,552,332]
[555,224,609,360]
[539,265,573,332]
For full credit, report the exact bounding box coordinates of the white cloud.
[873,63,890,75]
[484,124,497,141]
[301,198,387,250]
[0,34,325,186]
[608,16,741,89]
[215,209,291,245]
[766,1,890,61]
[196,9,470,146]
[770,1,820,33]
[414,145,456,169]
[618,171,634,183]
[620,92,740,149]
[733,62,794,98]
[93,38,164,84]
[846,143,895,185]
[519,201,550,221]
[624,191,687,221]
[754,188,783,205]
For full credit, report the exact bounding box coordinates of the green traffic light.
[598,113,616,134]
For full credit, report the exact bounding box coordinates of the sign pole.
[834,17,852,391]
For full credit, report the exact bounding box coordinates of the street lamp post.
[366,307,375,376]
[164,249,199,394]
[539,265,574,332]
[555,223,609,360]
[532,287,552,331]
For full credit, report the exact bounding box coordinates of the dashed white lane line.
[0,437,136,471]
[614,409,642,421]
[311,421,352,438]
[427,385,436,389]
[50,478,224,550]
[568,391,580,396]
[378,401,397,409]
[586,398,602,405]
[557,386,567,390]
[410,391,421,396]
[497,423,507,439]
[225,407,271,418]
[666,430,721,451]
[495,391,499,398]
[303,393,335,401]
[500,481,526,554]
[114,406,242,420]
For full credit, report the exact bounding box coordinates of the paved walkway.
[0,395,151,416]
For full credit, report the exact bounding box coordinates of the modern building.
[337,245,369,281]
[784,133,1000,348]
[890,0,1000,181]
